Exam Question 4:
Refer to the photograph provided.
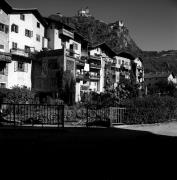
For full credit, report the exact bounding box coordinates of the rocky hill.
[49,14,177,74]
[49,14,141,54]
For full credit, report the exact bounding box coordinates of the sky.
[7,0,177,51]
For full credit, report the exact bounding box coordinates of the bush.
[122,96,177,124]
[0,86,36,104]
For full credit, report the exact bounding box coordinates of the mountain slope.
[49,14,177,74]
[49,15,141,54]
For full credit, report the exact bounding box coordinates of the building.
[86,43,117,93]
[115,51,144,89]
[77,7,91,17]
[32,16,89,102]
[8,8,47,89]
[0,1,144,103]
[144,72,177,94]
[0,0,12,88]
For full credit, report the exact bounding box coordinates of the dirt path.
[116,121,177,136]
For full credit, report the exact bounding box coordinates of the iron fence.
[86,105,111,127]
[86,105,177,127]
[0,103,64,128]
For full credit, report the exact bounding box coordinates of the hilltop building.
[77,7,92,17]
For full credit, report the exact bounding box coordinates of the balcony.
[66,49,81,59]
[0,52,12,63]
[76,73,84,80]
[89,55,101,61]
[111,60,117,67]
[59,28,74,39]
[89,74,100,81]
[10,48,35,60]
[76,58,85,67]
[90,63,101,69]
[80,85,90,91]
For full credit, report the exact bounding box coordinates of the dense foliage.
[61,70,76,105]
[0,86,36,104]
[121,96,177,124]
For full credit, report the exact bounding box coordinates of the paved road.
[116,121,177,136]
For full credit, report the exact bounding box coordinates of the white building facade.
[0,1,12,88]
[8,9,47,89]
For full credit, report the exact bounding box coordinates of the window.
[0,23,8,33]
[18,62,25,72]
[0,23,5,32]
[25,29,33,38]
[12,42,17,49]
[36,34,40,42]
[15,62,28,72]
[73,43,78,50]
[0,83,6,88]
[25,45,30,53]
[0,44,4,50]
[11,24,19,33]
[37,22,40,28]
[0,67,5,75]
[0,64,6,75]
[20,14,25,21]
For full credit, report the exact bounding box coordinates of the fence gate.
[86,105,127,127]
[86,105,110,127]
[109,107,127,125]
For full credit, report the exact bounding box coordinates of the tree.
[155,80,177,96]
[61,70,76,105]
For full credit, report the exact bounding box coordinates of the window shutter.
[14,62,18,72]
[16,26,19,33]
[25,63,28,72]
[30,31,33,37]
[5,25,9,33]
[4,64,8,76]
[11,24,13,32]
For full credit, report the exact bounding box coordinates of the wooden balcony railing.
[89,55,101,61]
[10,48,35,58]
[90,63,101,69]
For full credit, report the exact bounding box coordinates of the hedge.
[121,96,177,124]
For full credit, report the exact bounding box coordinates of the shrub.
[122,96,177,124]
[0,86,36,104]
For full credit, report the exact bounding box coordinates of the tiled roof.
[11,8,47,27]
[0,0,12,14]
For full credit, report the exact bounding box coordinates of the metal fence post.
[63,105,65,128]
[86,105,88,128]
[13,104,16,127]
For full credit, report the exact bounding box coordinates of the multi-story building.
[32,16,89,102]
[144,72,176,95]
[113,51,144,86]
[0,0,12,88]
[8,8,47,89]
[86,43,117,93]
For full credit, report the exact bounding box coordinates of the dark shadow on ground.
[0,127,177,179]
